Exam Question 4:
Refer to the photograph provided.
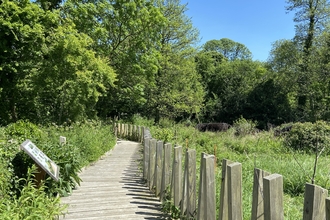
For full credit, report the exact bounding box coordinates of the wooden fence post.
[251,168,270,220]
[124,124,128,139]
[154,141,163,196]
[197,153,216,220]
[263,174,284,220]
[128,124,132,140]
[137,126,141,142]
[122,124,125,138]
[142,127,146,143]
[114,123,118,139]
[228,162,243,220]
[303,183,328,220]
[160,143,172,202]
[181,149,196,219]
[132,125,137,141]
[326,197,330,220]
[116,123,120,138]
[148,139,157,190]
[143,137,150,181]
[219,159,234,220]
[171,145,182,207]
[120,123,124,138]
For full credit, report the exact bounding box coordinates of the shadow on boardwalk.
[121,146,169,220]
[60,140,169,220]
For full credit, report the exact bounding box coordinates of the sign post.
[59,136,66,145]
[20,140,60,184]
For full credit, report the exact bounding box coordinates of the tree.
[196,39,260,123]
[286,0,330,119]
[267,40,301,96]
[195,50,225,85]
[0,0,116,125]
[32,23,116,124]
[286,0,330,56]
[144,0,204,123]
[203,38,252,60]
[303,32,330,121]
[0,0,56,124]
[245,78,293,128]
[36,0,63,10]
[63,0,165,118]
[196,57,266,123]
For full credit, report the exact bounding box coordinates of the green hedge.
[284,121,330,154]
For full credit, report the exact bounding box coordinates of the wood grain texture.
[60,140,167,220]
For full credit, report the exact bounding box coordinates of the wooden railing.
[115,123,330,220]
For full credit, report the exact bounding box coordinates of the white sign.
[20,139,60,181]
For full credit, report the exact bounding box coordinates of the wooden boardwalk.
[60,140,167,220]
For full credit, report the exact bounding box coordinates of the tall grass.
[149,122,330,219]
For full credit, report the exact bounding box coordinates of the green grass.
[0,120,116,219]
[149,123,330,219]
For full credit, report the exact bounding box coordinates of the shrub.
[233,116,258,136]
[0,166,66,219]
[284,121,330,154]
[42,142,82,197]
[152,127,174,143]
[4,120,46,143]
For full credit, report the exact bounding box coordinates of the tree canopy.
[203,38,252,60]
[2,0,330,127]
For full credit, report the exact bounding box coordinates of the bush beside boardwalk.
[0,120,116,219]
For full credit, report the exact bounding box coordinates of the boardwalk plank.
[60,140,167,220]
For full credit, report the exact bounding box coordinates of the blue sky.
[184,0,296,61]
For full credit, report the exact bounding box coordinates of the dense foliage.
[3,0,330,218]
[2,0,330,128]
[0,120,116,219]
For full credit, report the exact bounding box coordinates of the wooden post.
[303,183,328,220]
[251,168,270,220]
[122,124,125,138]
[128,124,132,140]
[118,123,122,138]
[326,197,330,220]
[171,146,182,207]
[181,149,196,219]
[35,163,46,188]
[228,162,243,220]
[197,153,216,220]
[124,124,128,139]
[121,123,124,138]
[154,141,163,196]
[142,127,146,144]
[116,123,120,138]
[143,137,150,180]
[160,143,172,201]
[59,136,66,145]
[197,153,205,220]
[137,126,141,143]
[148,139,157,190]
[219,159,234,220]
[263,174,284,220]
[132,125,137,141]
[114,123,118,139]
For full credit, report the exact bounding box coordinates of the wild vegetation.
[2,0,330,218]
[138,117,330,219]
[0,120,116,219]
